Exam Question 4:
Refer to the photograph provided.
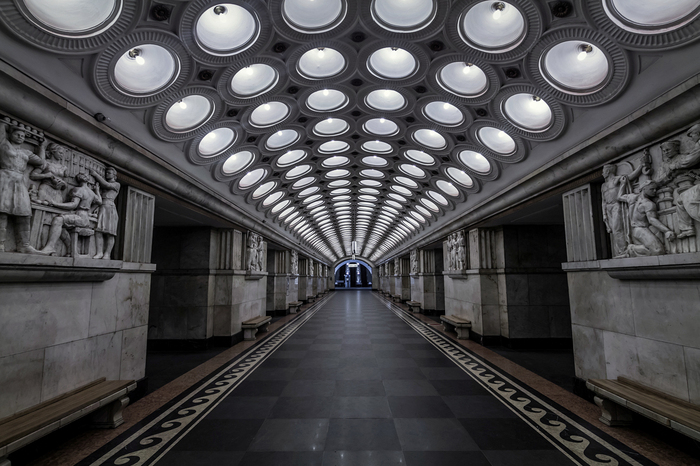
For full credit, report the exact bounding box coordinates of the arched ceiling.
[1,0,700,263]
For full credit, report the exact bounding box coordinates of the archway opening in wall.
[334,260,372,288]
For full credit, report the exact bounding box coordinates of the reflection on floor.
[489,347,575,393]
[75,290,664,466]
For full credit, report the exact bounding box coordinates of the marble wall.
[0,265,153,418]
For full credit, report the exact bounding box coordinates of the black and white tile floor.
[81,291,657,466]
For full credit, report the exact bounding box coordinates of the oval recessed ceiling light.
[421,197,439,211]
[23,0,119,35]
[404,149,434,166]
[360,179,382,187]
[222,150,254,174]
[428,189,448,205]
[329,179,351,187]
[461,1,525,52]
[263,191,284,206]
[605,0,700,31]
[282,0,345,33]
[286,164,313,179]
[362,156,388,167]
[195,4,258,55]
[446,167,474,187]
[477,127,516,154]
[363,118,399,136]
[276,149,306,167]
[437,179,460,196]
[303,194,323,204]
[366,89,406,111]
[399,164,426,178]
[395,176,418,188]
[361,140,393,154]
[415,204,432,217]
[413,129,446,149]
[266,129,300,150]
[272,199,291,214]
[438,62,488,97]
[368,47,417,79]
[359,194,378,202]
[279,206,295,219]
[165,95,213,132]
[388,193,407,203]
[326,169,350,178]
[360,187,380,195]
[542,42,610,93]
[293,176,316,188]
[424,101,464,126]
[239,168,266,189]
[391,185,412,196]
[314,118,350,137]
[230,64,278,97]
[411,211,426,223]
[322,156,349,168]
[459,150,491,173]
[298,47,346,79]
[361,169,384,178]
[298,186,319,197]
[319,140,350,154]
[372,0,436,32]
[503,94,553,132]
[306,88,349,112]
[199,127,236,156]
[250,101,289,127]
[253,180,277,199]
[113,44,178,95]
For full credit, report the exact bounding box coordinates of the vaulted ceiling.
[1,0,699,263]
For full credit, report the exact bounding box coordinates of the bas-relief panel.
[602,122,700,258]
[0,116,121,258]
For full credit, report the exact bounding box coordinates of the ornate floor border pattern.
[372,293,658,466]
[78,294,333,466]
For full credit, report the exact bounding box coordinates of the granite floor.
[144,290,575,466]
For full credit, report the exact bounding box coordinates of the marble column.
[410,248,445,314]
[308,259,317,299]
[395,256,411,302]
[266,249,292,316]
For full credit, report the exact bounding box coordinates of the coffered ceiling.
[1,0,699,263]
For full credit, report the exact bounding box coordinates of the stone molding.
[0,253,155,282]
[563,252,700,280]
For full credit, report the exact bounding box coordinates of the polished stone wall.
[0,264,153,418]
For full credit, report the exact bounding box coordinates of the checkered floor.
[156,290,572,466]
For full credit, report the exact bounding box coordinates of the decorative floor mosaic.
[76,291,657,466]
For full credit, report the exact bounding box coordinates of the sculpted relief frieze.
[446,231,466,271]
[290,250,298,275]
[410,249,418,274]
[0,116,120,258]
[245,232,264,272]
[602,123,700,257]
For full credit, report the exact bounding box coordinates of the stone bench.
[392,295,402,303]
[0,378,135,466]
[587,377,700,440]
[440,315,472,340]
[242,315,272,341]
[306,295,316,303]
[288,301,303,314]
[407,301,421,313]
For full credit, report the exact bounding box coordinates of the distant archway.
[334,259,373,288]
[334,259,372,274]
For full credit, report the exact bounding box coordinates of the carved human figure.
[617,180,675,257]
[30,142,67,205]
[90,167,120,260]
[673,174,700,239]
[256,235,264,271]
[309,260,314,277]
[447,235,455,270]
[456,231,466,270]
[601,162,644,257]
[0,118,47,253]
[246,232,260,271]
[39,172,102,256]
[291,250,298,275]
[410,249,418,274]
[671,124,700,170]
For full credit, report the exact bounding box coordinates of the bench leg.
[0,456,11,466]
[91,395,129,428]
[259,322,270,333]
[243,328,257,341]
[455,327,470,340]
[595,396,633,426]
[442,323,453,334]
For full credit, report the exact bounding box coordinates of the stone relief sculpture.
[410,249,418,274]
[308,259,314,277]
[246,232,263,272]
[0,115,121,258]
[602,122,700,257]
[446,231,466,270]
[394,257,400,276]
[290,250,298,275]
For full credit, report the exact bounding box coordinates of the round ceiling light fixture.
[249,101,289,127]
[477,127,516,154]
[165,95,213,132]
[459,150,491,173]
[222,149,254,174]
[298,47,346,79]
[198,127,236,156]
[276,149,307,167]
[282,0,345,33]
[306,88,349,112]
[371,0,436,32]
[366,89,406,111]
[438,62,488,97]
[502,93,553,132]
[423,101,465,126]
[322,155,350,167]
[404,149,435,166]
[195,4,259,55]
[265,129,300,150]
[253,180,277,199]
[230,64,278,97]
[367,47,417,79]
[413,128,447,149]
[460,1,525,52]
[399,164,426,178]
[238,168,267,189]
[113,45,179,96]
[314,118,350,137]
[541,42,610,94]
[293,176,316,188]
[363,118,399,136]
[361,140,393,154]
[362,156,388,167]
[329,179,351,187]
[446,167,474,187]
[604,0,700,33]
[395,176,418,188]
[319,140,350,154]
[22,0,121,36]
